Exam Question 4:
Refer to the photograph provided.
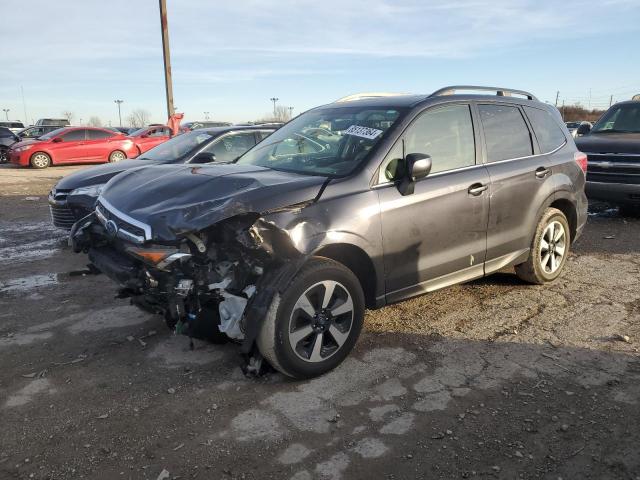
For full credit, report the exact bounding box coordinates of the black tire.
[109,150,126,163]
[515,207,570,284]
[257,257,365,379]
[29,152,51,169]
[0,148,7,164]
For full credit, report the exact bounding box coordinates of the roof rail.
[430,85,538,101]
[334,92,410,103]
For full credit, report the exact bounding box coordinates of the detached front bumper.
[586,181,640,206]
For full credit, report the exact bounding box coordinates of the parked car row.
[49,125,276,228]
[64,86,589,378]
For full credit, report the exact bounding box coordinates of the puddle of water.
[0,273,59,293]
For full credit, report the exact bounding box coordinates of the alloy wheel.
[539,220,566,274]
[288,280,354,363]
[32,154,49,168]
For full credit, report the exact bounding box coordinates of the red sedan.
[128,125,172,155]
[8,127,139,168]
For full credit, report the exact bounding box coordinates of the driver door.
[376,103,491,303]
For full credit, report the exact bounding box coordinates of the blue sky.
[1,0,639,125]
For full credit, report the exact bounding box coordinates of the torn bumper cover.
[70,205,307,355]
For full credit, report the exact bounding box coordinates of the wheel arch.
[314,243,377,309]
[549,197,578,244]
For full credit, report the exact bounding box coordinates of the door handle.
[468,183,488,196]
[535,167,550,178]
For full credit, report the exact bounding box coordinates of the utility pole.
[555,91,559,107]
[2,108,9,121]
[204,111,210,120]
[114,100,124,126]
[609,95,613,107]
[270,97,279,117]
[561,100,565,120]
[159,0,175,119]
[288,106,294,119]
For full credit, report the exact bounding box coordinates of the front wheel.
[109,150,126,163]
[515,207,570,284]
[257,257,365,379]
[30,152,51,169]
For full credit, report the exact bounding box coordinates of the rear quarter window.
[524,106,566,153]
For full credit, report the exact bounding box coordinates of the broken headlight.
[125,246,192,271]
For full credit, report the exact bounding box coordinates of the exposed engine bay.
[71,207,305,373]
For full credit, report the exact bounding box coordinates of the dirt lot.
[1,163,639,480]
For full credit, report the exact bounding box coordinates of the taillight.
[574,151,588,174]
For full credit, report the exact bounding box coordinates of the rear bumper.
[586,181,640,205]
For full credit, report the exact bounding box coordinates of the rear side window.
[524,107,566,153]
[61,129,87,141]
[479,104,533,162]
[87,129,114,140]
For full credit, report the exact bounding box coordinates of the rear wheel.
[109,150,126,163]
[257,257,365,379]
[30,152,51,169]
[515,207,570,284]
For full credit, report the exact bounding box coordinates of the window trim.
[373,101,478,186]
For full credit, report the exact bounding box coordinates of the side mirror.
[52,137,63,143]
[576,123,591,136]
[191,152,216,164]
[397,153,432,196]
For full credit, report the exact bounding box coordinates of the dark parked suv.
[71,86,588,378]
[575,99,640,214]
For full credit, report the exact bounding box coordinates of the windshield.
[37,128,68,140]
[592,104,640,133]
[129,127,148,137]
[236,106,403,176]
[138,131,214,162]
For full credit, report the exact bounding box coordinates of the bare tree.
[126,109,151,128]
[255,106,291,124]
[88,116,102,127]
[62,111,74,123]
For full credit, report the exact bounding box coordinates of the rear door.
[477,103,556,270]
[85,129,118,161]
[377,103,491,302]
[53,129,88,162]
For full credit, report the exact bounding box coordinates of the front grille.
[95,200,150,244]
[586,153,640,183]
[50,204,77,229]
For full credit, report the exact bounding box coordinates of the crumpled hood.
[99,163,327,241]
[576,133,640,154]
[56,160,147,191]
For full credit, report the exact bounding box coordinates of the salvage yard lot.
[1,164,639,480]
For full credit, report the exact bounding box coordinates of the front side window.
[378,104,475,183]
[60,129,87,142]
[237,106,403,177]
[591,104,640,134]
[479,104,533,162]
[524,106,566,153]
[202,132,257,162]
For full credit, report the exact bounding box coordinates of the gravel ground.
[1,163,639,480]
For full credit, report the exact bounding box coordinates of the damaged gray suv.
[71,86,588,378]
